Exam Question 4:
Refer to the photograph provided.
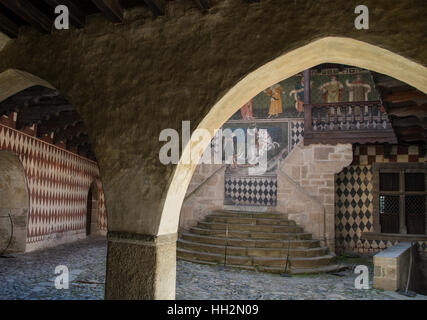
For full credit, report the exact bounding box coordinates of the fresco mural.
[222,122,289,175]
[221,67,381,206]
[228,67,379,121]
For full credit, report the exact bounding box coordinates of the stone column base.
[105,231,177,300]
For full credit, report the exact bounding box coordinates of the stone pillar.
[105,232,177,300]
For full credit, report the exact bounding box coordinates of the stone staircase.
[177,210,343,274]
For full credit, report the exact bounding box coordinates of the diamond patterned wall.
[290,120,304,151]
[225,175,277,206]
[335,166,374,253]
[0,124,107,247]
[336,144,426,254]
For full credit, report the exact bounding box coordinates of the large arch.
[0,151,29,253]
[160,36,427,237]
[0,0,424,300]
[116,36,427,300]
[0,32,9,52]
[0,69,55,103]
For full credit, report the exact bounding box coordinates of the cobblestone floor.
[176,261,392,300]
[0,236,107,300]
[0,237,413,300]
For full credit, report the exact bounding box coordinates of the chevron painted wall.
[0,124,107,251]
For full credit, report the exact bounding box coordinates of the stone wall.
[0,151,28,253]
[179,163,225,233]
[276,142,353,251]
[0,0,425,238]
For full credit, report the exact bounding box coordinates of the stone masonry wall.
[179,163,225,233]
[277,142,353,252]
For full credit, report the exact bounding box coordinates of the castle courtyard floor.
[0,237,421,300]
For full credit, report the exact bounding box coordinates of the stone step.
[181,233,321,249]
[189,227,313,240]
[178,210,337,274]
[177,257,345,275]
[211,210,287,219]
[253,255,336,268]
[206,215,296,226]
[177,248,335,269]
[290,264,347,275]
[197,221,304,233]
[177,240,329,258]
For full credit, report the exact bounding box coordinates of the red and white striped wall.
[0,119,107,251]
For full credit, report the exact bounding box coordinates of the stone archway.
[160,37,427,237]
[0,151,29,254]
[140,36,427,300]
[0,69,55,103]
[0,0,424,300]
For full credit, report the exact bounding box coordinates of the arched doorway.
[86,182,100,236]
[0,151,29,254]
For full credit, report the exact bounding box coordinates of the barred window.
[376,166,426,235]
[379,195,399,233]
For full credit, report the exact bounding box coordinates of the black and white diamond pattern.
[335,165,374,253]
[335,165,427,253]
[291,121,304,150]
[224,175,277,206]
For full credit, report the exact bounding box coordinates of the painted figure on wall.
[289,77,305,116]
[240,99,255,120]
[318,75,344,103]
[266,84,283,118]
[246,127,277,164]
[346,74,371,101]
[224,125,284,175]
[318,75,344,115]
[346,74,372,114]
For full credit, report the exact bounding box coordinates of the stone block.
[329,153,343,160]
[291,166,300,180]
[374,277,397,291]
[373,243,412,292]
[314,147,335,160]
[310,180,325,186]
